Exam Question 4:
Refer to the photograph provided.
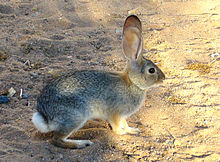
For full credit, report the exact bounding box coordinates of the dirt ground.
[0,0,219,161]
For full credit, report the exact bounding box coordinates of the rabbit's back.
[36,70,145,122]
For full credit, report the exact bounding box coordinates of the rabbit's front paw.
[126,127,141,134]
[114,128,127,135]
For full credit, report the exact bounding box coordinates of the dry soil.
[0,0,219,161]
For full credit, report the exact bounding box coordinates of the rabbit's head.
[122,15,165,90]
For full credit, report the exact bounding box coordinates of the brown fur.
[120,70,132,86]
[108,112,124,135]
[123,15,142,33]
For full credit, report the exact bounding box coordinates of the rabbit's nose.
[161,71,165,80]
[158,69,165,81]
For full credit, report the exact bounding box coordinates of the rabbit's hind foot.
[51,132,93,149]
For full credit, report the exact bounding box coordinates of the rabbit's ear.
[122,15,143,61]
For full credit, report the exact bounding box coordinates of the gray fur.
[36,70,145,132]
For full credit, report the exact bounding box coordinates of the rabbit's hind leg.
[51,132,93,149]
[51,119,93,149]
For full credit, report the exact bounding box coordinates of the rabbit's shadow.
[32,119,111,141]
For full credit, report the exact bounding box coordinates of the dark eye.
[149,68,155,74]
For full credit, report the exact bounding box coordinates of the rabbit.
[32,15,165,149]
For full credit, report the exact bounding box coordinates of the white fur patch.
[32,112,50,133]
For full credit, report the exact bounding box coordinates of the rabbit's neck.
[121,66,146,91]
[121,69,146,100]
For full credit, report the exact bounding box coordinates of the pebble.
[115,29,121,34]
[128,8,139,15]
[30,72,39,78]
[43,18,49,23]
[187,49,192,53]
[210,52,219,58]
[0,96,10,104]
[21,94,30,99]
[20,89,30,99]
[8,87,16,97]
[59,154,63,159]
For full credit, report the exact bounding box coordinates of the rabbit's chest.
[88,87,145,119]
[118,91,145,116]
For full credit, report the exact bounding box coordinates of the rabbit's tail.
[32,112,50,133]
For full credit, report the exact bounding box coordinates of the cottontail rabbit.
[32,15,165,149]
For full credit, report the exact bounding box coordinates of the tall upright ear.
[122,15,143,61]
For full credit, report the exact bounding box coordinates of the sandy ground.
[0,0,219,161]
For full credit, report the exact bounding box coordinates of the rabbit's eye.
[149,68,155,74]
